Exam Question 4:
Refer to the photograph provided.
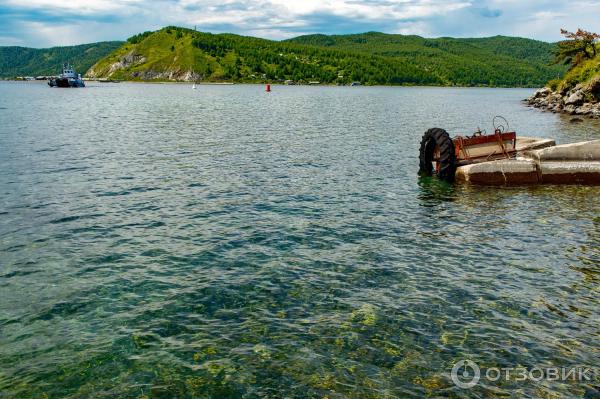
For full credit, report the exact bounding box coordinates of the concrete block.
[515,136,556,153]
[523,139,600,162]
[539,161,600,185]
[456,159,540,185]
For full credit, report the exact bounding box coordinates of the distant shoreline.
[0,78,542,89]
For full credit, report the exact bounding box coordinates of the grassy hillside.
[88,27,440,85]
[554,50,600,92]
[526,44,599,116]
[0,42,123,77]
[88,27,565,87]
[287,32,565,86]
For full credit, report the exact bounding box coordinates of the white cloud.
[3,0,144,14]
[1,0,600,47]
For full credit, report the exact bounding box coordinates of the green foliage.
[127,31,152,44]
[561,55,600,88]
[543,29,600,91]
[186,31,437,85]
[90,28,441,85]
[0,41,123,77]
[547,78,562,91]
[288,32,566,86]
[553,29,599,69]
[88,27,566,86]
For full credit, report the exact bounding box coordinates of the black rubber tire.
[418,128,457,182]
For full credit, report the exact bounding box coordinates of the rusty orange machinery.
[452,130,517,165]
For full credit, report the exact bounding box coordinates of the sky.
[0,0,599,47]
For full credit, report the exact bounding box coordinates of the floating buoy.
[265,84,271,92]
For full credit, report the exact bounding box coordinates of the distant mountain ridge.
[0,42,123,77]
[87,27,439,85]
[287,32,555,62]
[2,28,566,87]
[87,27,565,87]
[286,32,564,86]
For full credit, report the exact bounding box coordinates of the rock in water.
[565,90,585,106]
[533,87,552,98]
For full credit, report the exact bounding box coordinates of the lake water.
[0,81,599,398]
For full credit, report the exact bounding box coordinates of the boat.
[48,63,85,88]
[192,83,197,90]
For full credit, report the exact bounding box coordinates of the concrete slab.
[522,139,600,161]
[457,140,600,185]
[456,159,540,185]
[539,161,600,185]
[516,136,556,153]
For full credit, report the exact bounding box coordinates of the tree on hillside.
[553,28,599,68]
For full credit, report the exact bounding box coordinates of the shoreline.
[1,78,543,89]
[525,79,600,119]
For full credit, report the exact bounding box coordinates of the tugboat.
[48,63,85,88]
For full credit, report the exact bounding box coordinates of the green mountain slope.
[87,27,440,85]
[87,27,565,86]
[0,42,123,77]
[287,32,565,86]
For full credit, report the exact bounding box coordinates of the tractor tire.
[418,128,457,182]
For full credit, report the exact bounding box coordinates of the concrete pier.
[521,139,600,162]
[456,139,600,185]
[515,136,556,153]
[456,159,539,185]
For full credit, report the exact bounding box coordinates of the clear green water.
[0,82,599,398]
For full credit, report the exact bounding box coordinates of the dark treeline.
[287,32,565,86]
[187,29,439,85]
[0,42,123,77]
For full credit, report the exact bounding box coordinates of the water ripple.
[0,83,598,398]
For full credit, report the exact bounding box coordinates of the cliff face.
[85,29,207,82]
[526,78,600,118]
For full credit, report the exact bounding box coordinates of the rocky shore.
[525,77,600,118]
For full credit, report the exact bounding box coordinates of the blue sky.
[1,0,599,47]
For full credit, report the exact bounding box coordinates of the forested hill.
[0,42,123,77]
[88,28,441,85]
[5,27,563,87]
[287,32,565,86]
[88,28,564,86]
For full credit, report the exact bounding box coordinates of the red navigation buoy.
[265,84,271,92]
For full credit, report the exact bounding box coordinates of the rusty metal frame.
[453,131,517,162]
